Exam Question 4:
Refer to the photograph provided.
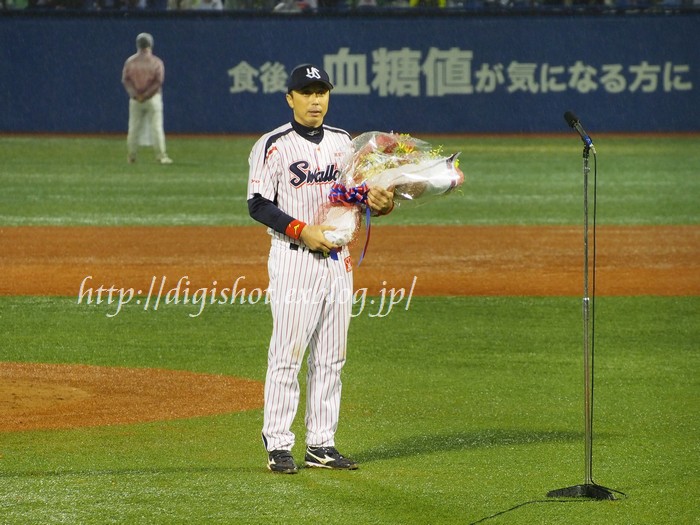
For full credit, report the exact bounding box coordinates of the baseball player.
[247,63,394,474]
[121,33,172,165]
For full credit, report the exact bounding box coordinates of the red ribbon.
[328,181,369,206]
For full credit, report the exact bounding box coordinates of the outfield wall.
[0,13,698,134]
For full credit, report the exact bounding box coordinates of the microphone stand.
[547,142,616,500]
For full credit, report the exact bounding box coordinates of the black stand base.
[547,483,616,500]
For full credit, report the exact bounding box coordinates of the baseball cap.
[136,33,154,49]
[287,64,333,93]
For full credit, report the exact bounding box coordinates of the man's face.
[286,83,330,128]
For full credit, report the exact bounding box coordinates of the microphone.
[564,111,595,152]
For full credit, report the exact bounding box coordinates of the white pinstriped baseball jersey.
[248,121,355,453]
[248,122,351,241]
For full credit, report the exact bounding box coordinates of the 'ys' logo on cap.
[305,67,322,80]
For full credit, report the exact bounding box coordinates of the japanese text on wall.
[228,47,693,97]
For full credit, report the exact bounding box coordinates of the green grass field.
[1,135,698,524]
[1,134,698,226]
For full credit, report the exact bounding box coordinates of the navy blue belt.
[289,243,329,257]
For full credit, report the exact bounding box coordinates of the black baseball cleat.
[267,449,298,474]
[305,446,358,470]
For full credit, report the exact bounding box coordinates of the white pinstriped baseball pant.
[262,240,353,452]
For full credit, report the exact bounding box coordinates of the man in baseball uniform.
[121,33,173,165]
[247,63,394,474]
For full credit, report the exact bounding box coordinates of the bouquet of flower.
[318,131,464,257]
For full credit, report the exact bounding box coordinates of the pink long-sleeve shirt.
[122,49,164,101]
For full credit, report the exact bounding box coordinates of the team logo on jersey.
[289,161,339,188]
[344,256,352,272]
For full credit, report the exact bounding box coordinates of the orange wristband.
[285,219,306,240]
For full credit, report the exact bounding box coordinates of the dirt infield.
[2,225,698,296]
[1,224,698,432]
[0,362,263,433]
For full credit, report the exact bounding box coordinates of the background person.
[121,32,172,164]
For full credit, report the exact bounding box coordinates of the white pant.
[262,240,353,451]
[127,92,168,160]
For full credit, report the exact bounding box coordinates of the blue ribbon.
[357,206,372,267]
[328,181,369,205]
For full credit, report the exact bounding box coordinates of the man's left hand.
[366,186,395,216]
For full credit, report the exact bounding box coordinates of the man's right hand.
[299,225,339,255]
